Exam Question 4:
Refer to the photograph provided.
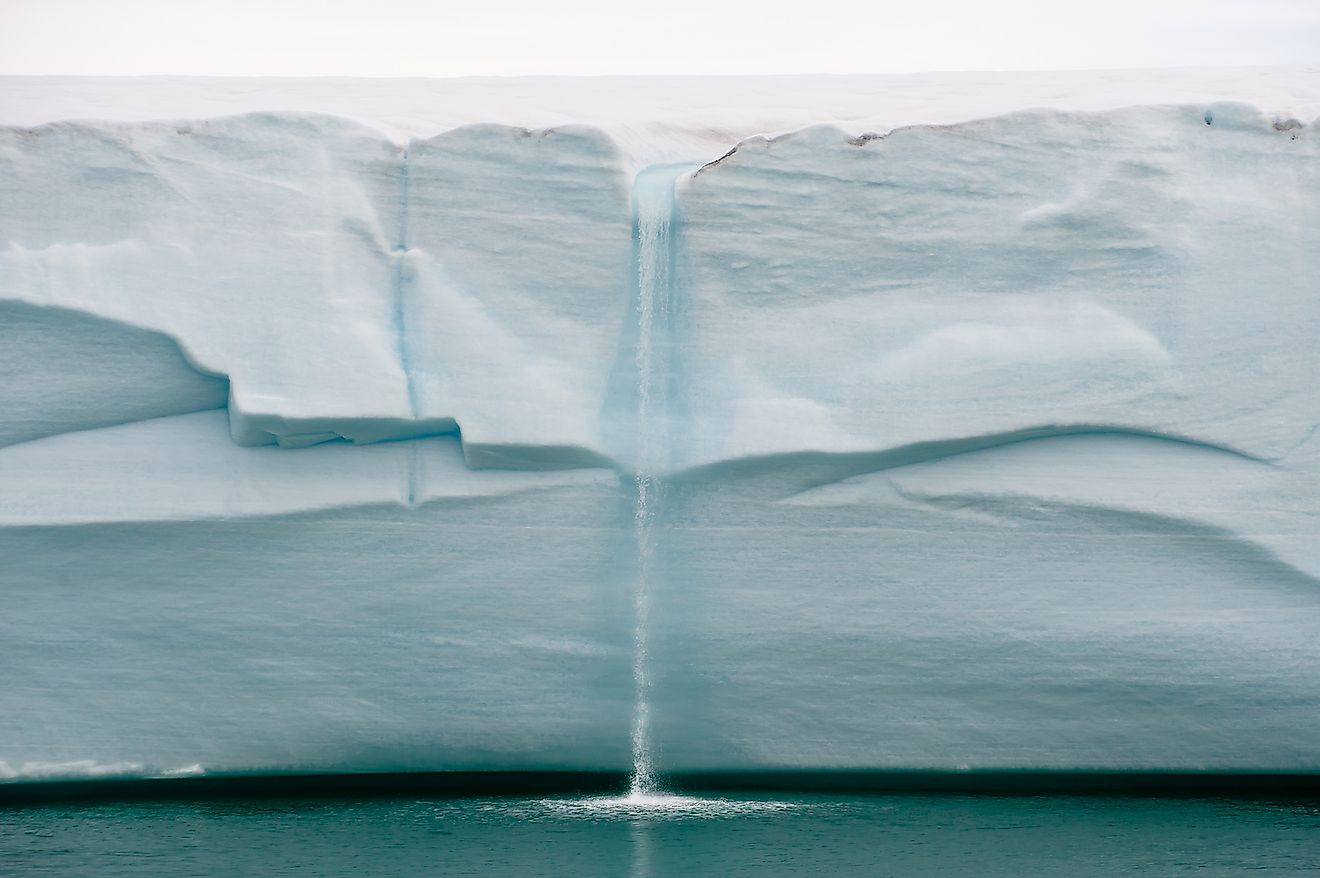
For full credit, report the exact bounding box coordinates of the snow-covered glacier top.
[4,68,1320,167]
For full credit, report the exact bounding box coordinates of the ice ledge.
[0,411,617,526]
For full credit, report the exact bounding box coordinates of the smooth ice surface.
[2,71,1319,780]
[0,427,629,776]
[0,301,227,447]
[670,104,1318,468]
[648,434,1320,770]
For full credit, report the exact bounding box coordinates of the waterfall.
[628,167,681,798]
[629,466,658,797]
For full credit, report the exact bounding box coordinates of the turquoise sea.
[3,789,1317,876]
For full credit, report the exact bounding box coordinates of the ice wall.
[2,80,1318,780]
[0,117,633,459]
[673,106,1318,467]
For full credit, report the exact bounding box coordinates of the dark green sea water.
[2,792,1317,876]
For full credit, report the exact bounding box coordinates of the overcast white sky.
[1,0,1317,76]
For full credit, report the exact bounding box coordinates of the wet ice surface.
[3,794,1317,877]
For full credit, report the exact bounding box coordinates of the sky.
[1,0,1317,76]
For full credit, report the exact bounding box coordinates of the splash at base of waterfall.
[538,792,798,820]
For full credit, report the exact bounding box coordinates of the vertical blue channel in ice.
[392,140,419,419]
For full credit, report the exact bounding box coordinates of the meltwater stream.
[627,167,683,798]
[609,167,795,821]
[560,167,794,820]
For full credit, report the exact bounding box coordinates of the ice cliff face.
[1,117,634,460]
[2,76,1319,780]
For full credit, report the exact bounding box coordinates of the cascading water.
[629,470,658,799]
[535,166,796,820]
[627,167,683,799]
[573,164,780,817]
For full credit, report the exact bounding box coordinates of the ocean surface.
[2,791,1317,876]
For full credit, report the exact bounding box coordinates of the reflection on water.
[630,814,652,878]
[2,793,1317,877]
[538,792,797,878]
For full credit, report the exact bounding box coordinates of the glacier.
[1,71,1318,783]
